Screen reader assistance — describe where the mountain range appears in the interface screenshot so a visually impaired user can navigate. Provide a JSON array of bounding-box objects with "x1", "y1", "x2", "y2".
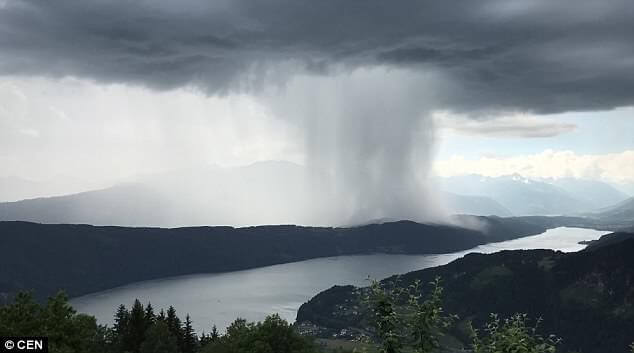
[
  {"x1": 588, "y1": 197, "x2": 634, "y2": 223},
  {"x1": 0, "y1": 175, "x2": 105, "y2": 202},
  {"x1": 1, "y1": 162, "x2": 630, "y2": 226},
  {"x1": 438, "y1": 174, "x2": 630, "y2": 216}
]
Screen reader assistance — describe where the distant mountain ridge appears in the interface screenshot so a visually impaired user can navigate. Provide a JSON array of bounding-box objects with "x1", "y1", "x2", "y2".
[
  {"x1": 439, "y1": 174, "x2": 629, "y2": 216},
  {"x1": 547, "y1": 177, "x2": 630, "y2": 208},
  {"x1": 443, "y1": 191, "x2": 513, "y2": 217},
  {"x1": 0, "y1": 183, "x2": 171, "y2": 226},
  {"x1": 588, "y1": 197, "x2": 634, "y2": 223},
  {"x1": 0, "y1": 175, "x2": 105, "y2": 202},
  {"x1": 0, "y1": 182, "x2": 516, "y2": 226},
  {"x1": 0, "y1": 162, "x2": 316, "y2": 227},
  {"x1": 0, "y1": 217, "x2": 548, "y2": 302},
  {"x1": 1, "y1": 164, "x2": 629, "y2": 224}
]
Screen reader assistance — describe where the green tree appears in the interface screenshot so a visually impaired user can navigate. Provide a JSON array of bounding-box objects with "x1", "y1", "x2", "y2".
[
  {"x1": 157, "y1": 309, "x2": 166, "y2": 323},
  {"x1": 43, "y1": 292, "x2": 82, "y2": 352},
  {"x1": 144, "y1": 302, "x2": 155, "y2": 329},
  {"x1": 0, "y1": 291, "x2": 106, "y2": 353},
  {"x1": 200, "y1": 315, "x2": 316, "y2": 353},
  {"x1": 113, "y1": 304, "x2": 131, "y2": 352},
  {"x1": 253, "y1": 314, "x2": 315, "y2": 353},
  {"x1": 365, "y1": 277, "x2": 455, "y2": 353},
  {"x1": 0, "y1": 291, "x2": 42, "y2": 335},
  {"x1": 166, "y1": 306, "x2": 184, "y2": 352},
  {"x1": 128, "y1": 299, "x2": 147, "y2": 353},
  {"x1": 113, "y1": 304, "x2": 130, "y2": 336},
  {"x1": 407, "y1": 278, "x2": 456, "y2": 353},
  {"x1": 365, "y1": 279, "x2": 402, "y2": 353},
  {"x1": 210, "y1": 325, "x2": 219, "y2": 341},
  {"x1": 182, "y1": 314, "x2": 197, "y2": 353},
  {"x1": 222, "y1": 318, "x2": 251, "y2": 352},
  {"x1": 71, "y1": 314, "x2": 108, "y2": 353},
  {"x1": 200, "y1": 324, "x2": 219, "y2": 348},
  {"x1": 166, "y1": 306, "x2": 182, "y2": 338},
  {"x1": 470, "y1": 313, "x2": 560, "y2": 353},
  {"x1": 140, "y1": 321, "x2": 179, "y2": 353}
]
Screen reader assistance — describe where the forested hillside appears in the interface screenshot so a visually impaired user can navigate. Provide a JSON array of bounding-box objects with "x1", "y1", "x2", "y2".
[
  {"x1": 296, "y1": 234, "x2": 634, "y2": 353},
  {"x1": 0, "y1": 217, "x2": 546, "y2": 301}
]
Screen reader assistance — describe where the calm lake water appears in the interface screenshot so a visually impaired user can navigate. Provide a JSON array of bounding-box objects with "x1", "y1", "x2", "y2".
[{"x1": 71, "y1": 227, "x2": 608, "y2": 333}]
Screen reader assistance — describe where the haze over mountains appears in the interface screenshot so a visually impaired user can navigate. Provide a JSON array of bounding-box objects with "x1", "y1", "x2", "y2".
[
  {"x1": 0, "y1": 175, "x2": 106, "y2": 203},
  {"x1": 1, "y1": 162, "x2": 318, "y2": 227},
  {"x1": 0, "y1": 161, "x2": 630, "y2": 227},
  {"x1": 438, "y1": 174, "x2": 630, "y2": 216},
  {"x1": 589, "y1": 197, "x2": 634, "y2": 223}
]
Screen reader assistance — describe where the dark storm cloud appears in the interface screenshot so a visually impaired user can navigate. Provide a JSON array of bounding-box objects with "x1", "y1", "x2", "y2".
[{"x1": 1, "y1": 0, "x2": 634, "y2": 112}]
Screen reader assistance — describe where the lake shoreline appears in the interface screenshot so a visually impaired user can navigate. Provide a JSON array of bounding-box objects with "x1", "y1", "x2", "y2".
[{"x1": 71, "y1": 227, "x2": 609, "y2": 332}]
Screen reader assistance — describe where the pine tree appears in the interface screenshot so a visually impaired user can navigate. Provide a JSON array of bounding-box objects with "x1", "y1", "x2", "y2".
[
  {"x1": 182, "y1": 314, "x2": 197, "y2": 353},
  {"x1": 144, "y1": 302, "x2": 155, "y2": 331},
  {"x1": 166, "y1": 306, "x2": 183, "y2": 351},
  {"x1": 165, "y1": 306, "x2": 180, "y2": 336},
  {"x1": 199, "y1": 332, "x2": 209, "y2": 348},
  {"x1": 113, "y1": 304, "x2": 131, "y2": 351},
  {"x1": 113, "y1": 305, "x2": 129, "y2": 336},
  {"x1": 210, "y1": 324, "x2": 219, "y2": 341},
  {"x1": 157, "y1": 309, "x2": 166, "y2": 323},
  {"x1": 128, "y1": 299, "x2": 146, "y2": 353},
  {"x1": 199, "y1": 325, "x2": 218, "y2": 348}
]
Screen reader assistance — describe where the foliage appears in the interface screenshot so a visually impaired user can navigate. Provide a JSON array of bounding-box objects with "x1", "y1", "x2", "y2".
[
  {"x1": 364, "y1": 276, "x2": 456, "y2": 353},
  {"x1": 365, "y1": 279, "x2": 402, "y2": 353},
  {"x1": 140, "y1": 321, "x2": 179, "y2": 353},
  {"x1": 299, "y1": 239, "x2": 634, "y2": 353},
  {"x1": 365, "y1": 277, "x2": 560, "y2": 353},
  {"x1": 199, "y1": 324, "x2": 219, "y2": 346},
  {"x1": 0, "y1": 291, "x2": 318, "y2": 353},
  {"x1": 470, "y1": 313, "x2": 560, "y2": 353},
  {"x1": 406, "y1": 277, "x2": 456, "y2": 352},
  {"x1": 0, "y1": 291, "x2": 103, "y2": 353},
  {"x1": 183, "y1": 314, "x2": 197, "y2": 353},
  {"x1": 2, "y1": 282, "x2": 606, "y2": 353},
  {"x1": 199, "y1": 314, "x2": 317, "y2": 353}
]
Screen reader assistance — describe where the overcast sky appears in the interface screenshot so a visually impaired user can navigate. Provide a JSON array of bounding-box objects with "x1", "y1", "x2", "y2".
[{"x1": 1, "y1": 0, "x2": 633, "y2": 221}]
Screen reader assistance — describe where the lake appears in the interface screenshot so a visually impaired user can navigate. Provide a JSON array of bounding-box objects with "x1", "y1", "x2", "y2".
[{"x1": 71, "y1": 227, "x2": 608, "y2": 333}]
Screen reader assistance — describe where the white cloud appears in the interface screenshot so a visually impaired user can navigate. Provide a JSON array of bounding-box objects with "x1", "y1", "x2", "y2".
[
  {"x1": 435, "y1": 111, "x2": 576, "y2": 138},
  {"x1": 434, "y1": 149, "x2": 634, "y2": 183}
]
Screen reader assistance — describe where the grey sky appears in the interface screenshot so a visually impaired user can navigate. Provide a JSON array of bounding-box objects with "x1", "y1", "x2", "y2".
[{"x1": 1, "y1": 0, "x2": 634, "y2": 113}]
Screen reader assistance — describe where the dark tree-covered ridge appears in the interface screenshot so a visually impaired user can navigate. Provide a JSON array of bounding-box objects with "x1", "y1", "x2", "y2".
[
  {"x1": 296, "y1": 234, "x2": 634, "y2": 353},
  {"x1": 0, "y1": 217, "x2": 547, "y2": 301}
]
